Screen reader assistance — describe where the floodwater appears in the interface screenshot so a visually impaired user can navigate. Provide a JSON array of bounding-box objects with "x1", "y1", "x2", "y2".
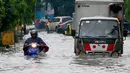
[{"x1": 0, "y1": 31, "x2": 130, "y2": 73}]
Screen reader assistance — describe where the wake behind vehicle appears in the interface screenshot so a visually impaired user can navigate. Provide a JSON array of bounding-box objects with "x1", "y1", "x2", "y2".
[{"x1": 71, "y1": 0, "x2": 128, "y2": 57}]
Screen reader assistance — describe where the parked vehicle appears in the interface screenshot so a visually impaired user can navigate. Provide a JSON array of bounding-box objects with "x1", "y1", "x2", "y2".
[
  {"x1": 56, "y1": 20, "x2": 73, "y2": 33},
  {"x1": 26, "y1": 25, "x2": 36, "y2": 34},
  {"x1": 47, "y1": 16, "x2": 72, "y2": 32},
  {"x1": 71, "y1": 0, "x2": 128, "y2": 57}
]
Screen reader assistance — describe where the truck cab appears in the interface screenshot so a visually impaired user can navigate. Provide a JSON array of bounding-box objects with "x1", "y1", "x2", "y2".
[
  {"x1": 72, "y1": 0, "x2": 128, "y2": 57},
  {"x1": 73, "y1": 16, "x2": 122, "y2": 56}
]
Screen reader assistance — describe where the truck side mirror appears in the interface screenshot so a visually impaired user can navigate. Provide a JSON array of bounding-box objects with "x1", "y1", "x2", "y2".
[{"x1": 123, "y1": 29, "x2": 128, "y2": 37}]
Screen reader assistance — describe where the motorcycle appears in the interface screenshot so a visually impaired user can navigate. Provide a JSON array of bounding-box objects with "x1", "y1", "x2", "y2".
[{"x1": 27, "y1": 42, "x2": 40, "y2": 57}]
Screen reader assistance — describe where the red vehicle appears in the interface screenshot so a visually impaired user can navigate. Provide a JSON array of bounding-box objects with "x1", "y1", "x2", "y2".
[
  {"x1": 56, "y1": 20, "x2": 73, "y2": 33},
  {"x1": 46, "y1": 16, "x2": 72, "y2": 33}
]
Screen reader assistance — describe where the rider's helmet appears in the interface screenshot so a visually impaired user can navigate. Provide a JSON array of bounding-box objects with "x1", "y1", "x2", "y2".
[{"x1": 30, "y1": 29, "x2": 38, "y2": 38}]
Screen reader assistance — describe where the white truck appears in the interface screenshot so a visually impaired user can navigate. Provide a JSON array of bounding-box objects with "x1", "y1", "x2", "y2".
[{"x1": 71, "y1": 0, "x2": 128, "y2": 57}]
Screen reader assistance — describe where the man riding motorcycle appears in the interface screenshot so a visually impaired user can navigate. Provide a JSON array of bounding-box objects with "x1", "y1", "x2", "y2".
[{"x1": 23, "y1": 29, "x2": 49, "y2": 55}]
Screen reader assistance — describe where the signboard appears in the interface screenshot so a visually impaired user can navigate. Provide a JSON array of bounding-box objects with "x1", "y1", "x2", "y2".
[{"x1": 1, "y1": 31, "x2": 14, "y2": 45}]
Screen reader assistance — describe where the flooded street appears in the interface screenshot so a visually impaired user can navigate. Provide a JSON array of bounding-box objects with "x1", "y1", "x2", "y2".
[{"x1": 0, "y1": 31, "x2": 130, "y2": 73}]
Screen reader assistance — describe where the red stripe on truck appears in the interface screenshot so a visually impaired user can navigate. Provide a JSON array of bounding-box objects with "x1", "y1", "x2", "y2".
[
  {"x1": 107, "y1": 44, "x2": 115, "y2": 51},
  {"x1": 83, "y1": 44, "x2": 91, "y2": 51}
]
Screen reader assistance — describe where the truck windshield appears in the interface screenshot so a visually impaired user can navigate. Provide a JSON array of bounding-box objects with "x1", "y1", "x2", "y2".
[{"x1": 79, "y1": 19, "x2": 118, "y2": 38}]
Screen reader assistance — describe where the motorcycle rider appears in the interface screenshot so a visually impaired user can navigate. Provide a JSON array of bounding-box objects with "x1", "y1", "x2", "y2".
[{"x1": 23, "y1": 29, "x2": 49, "y2": 55}]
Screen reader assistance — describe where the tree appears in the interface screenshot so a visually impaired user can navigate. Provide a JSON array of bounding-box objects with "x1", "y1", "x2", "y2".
[
  {"x1": 124, "y1": 0, "x2": 130, "y2": 21},
  {"x1": 1, "y1": 0, "x2": 20, "y2": 31},
  {"x1": 0, "y1": 0, "x2": 36, "y2": 32},
  {"x1": 24, "y1": 0, "x2": 36, "y2": 24},
  {"x1": 0, "y1": 0, "x2": 5, "y2": 29}
]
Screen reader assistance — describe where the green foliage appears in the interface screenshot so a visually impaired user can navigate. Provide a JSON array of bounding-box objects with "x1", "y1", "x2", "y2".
[
  {"x1": 124, "y1": 0, "x2": 130, "y2": 21},
  {"x1": 0, "y1": 0, "x2": 36, "y2": 32},
  {"x1": 24, "y1": 0, "x2": 36, "y2": 25},
  {"x1": 1, "y1": 0, "x2": 20, "y2": 31},
  {"x1": 0, "y1": 0, "x2": 5, "y2": 29}
]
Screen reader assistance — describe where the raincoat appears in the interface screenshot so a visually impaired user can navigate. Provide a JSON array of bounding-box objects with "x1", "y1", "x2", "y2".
[{"x1": 23, "y1": 37, "x2": 49, "y2": 55}]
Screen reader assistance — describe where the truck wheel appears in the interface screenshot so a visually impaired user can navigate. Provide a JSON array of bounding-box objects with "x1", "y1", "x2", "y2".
[{"x1": 111, "y1": 52, "x2": 119, "y2": 57}]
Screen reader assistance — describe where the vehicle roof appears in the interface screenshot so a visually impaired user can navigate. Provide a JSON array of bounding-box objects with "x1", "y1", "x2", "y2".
[
  {"x1": 58, "y1": 20, "x2": 73, "y2": 26},
  {"x1": 80, "y1": 16, "x2": 119, "y2": 21},
  {"x1": 76, "y1": 0, "x2": 123, "y2": 3},
  {"x1": 55, "y1": 16, "x2": 72, "y2": 18},
  {"x1": 63, "y1": 20, "x2": 73, "y2": 24}
]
